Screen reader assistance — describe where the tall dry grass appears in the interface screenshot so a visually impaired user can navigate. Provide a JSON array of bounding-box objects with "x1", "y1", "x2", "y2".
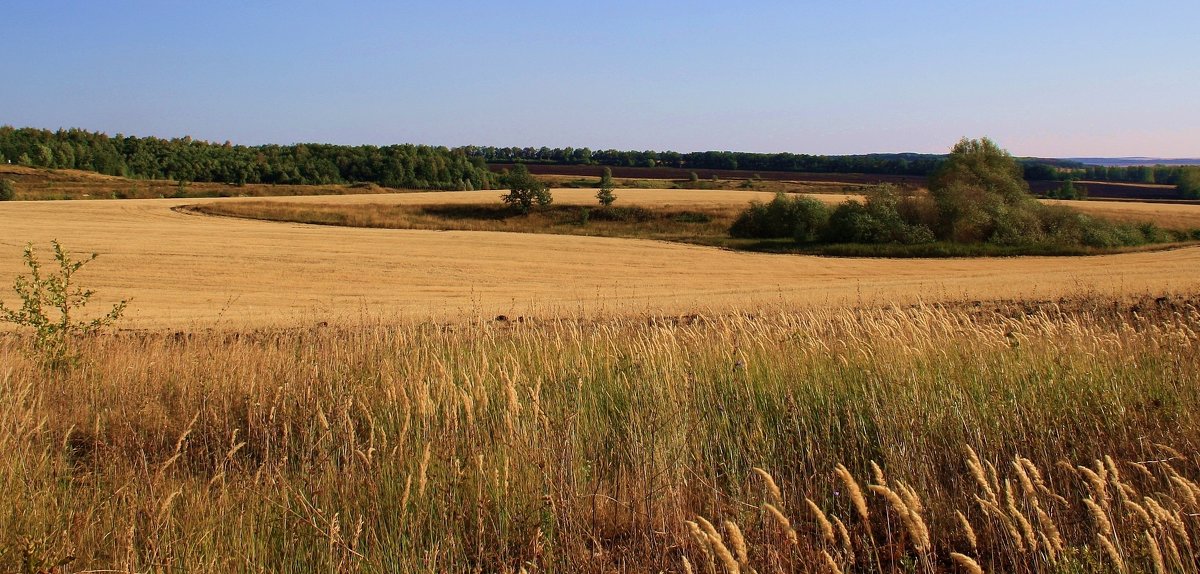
[{"x1": 1, "y1": 295, "x2": 1198, "y2": 572}]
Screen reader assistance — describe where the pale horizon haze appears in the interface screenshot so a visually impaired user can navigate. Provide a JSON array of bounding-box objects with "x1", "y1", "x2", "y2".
[{"x1": 4, "y1": 1, "x2": 1198, "y2": 158}]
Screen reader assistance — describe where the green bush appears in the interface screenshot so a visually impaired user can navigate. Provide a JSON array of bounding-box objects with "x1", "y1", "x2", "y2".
[
  {"x1": 0, "y1": 240, "x2": 128, "y2": 369},
  {"x1": 0, "y1": 179, "x2": 13, "y2": 201},
  {"x1": 729, "y1": 193, "x2": 829, "y2": 242},
  {"x1": 823, "y1": 187, "x2": 934, "y2": 245}
]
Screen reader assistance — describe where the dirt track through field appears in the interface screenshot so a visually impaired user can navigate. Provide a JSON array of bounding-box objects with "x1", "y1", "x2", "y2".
[{"x1": 1, "y1": 189, "x2": 1199, "y2": 329}]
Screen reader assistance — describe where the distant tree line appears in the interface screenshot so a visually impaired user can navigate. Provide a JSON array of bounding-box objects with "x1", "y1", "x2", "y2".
[
  {"x1": 0, "y1": 126, "x2": 495, "y2": 190},
  {"x1": 1073, "y1": 164, "x2": 1198, "y2": 187},
  {"x1": 3, "y1": 126, "x2": 1196, "y2": 195}
]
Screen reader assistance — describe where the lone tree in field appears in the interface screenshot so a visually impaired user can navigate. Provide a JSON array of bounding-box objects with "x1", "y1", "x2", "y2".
[
  {"x1": 501, "y1": 164, "x2": 552, "y2": 214},
  {"x1": 596, "y1": 167, "x2": 616, "y2": 207},
  {"x1": 929, "y1": 137, "x2": 1039, "y2": 243}
]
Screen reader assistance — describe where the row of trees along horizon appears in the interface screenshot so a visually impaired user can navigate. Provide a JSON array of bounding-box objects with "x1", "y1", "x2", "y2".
[{"x1": 1, "y1": 126, "x2": 1197, "y2": 194}]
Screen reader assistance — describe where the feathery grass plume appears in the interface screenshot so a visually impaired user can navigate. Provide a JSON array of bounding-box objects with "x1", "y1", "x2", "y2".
[
  {"x1": 896, "y1": 480, "x2": 924, "y2": 517},
  {"x1": 1169, "y1": 475, "x2": 1199, "y2": 508},
  {"x1": 1146, "y1": 531, "x2": 1166, "y2": 574},
  {"x1": 820, "y1": 549, "x2": 842, "y2": 574},
  {"x1": 1097, "y1": 534, "x2": 1126, "y2": 573},
  {"x1": 1152, "y1": 442, "x2": 1186, "y2": 461},
  {"x1": 696, "y1": 516, "x2": 721, "y2": 542},
  {"x1": 1034, "y1": 506, "x2": 1064, "y2": 553},
  {"x1": 722, "y1": 520, "x2": 748, "y2": 565},
  {"x1": 976, "y1": 495, "x2": 1024, "y2": 552},
  {"x1": 705, "y1": 531, "x2": 739, "y2": 574},
  {"x1": 869, "y1": 460, "x2": 886, "y2": 487},
  {"x1": 868, "y1": 484, "x2": 929, "y2": 552},
  {"x1": 1038, "y1": 531, "x2": 1058, "y2": 564},
  {"x1": 1083, "y1": 497, "x2": 1114, "y2": 537},
  {"x1": 1017, "y1": 456, "x2": 1047, "y2": 488},
  {"x1": 831, "y1": 515, "x2": 853, "y2": 561},
  {"x1": 1143, "y1": 498, "x2": 1189, "y2": 548},
  {"x1": 681, "y1": 555, "x2": 695, "y2": 574},
  {"x1": 834, "y1": 463, "x2": 869, "y2": 526},
  {"x1": 1004, "y1": 480, "x2": 1037, "y2": 551},
  {"x1": 752, "y1": 467, "x2": 783, "y2": 506},
  {"x1": 1129, "y1": 461, "x2": 1155, "y2": 483},
  {"x1": 685, "y1": 520, "x2": 717, "y2": 574},
  {"x1": 763, "y1": 503, "x2": 798, "y2": 546},
  {"x1": 1122, "y1": 497, "x2": 1152, "y2": 527},
  {"x1": 806, "y1": 497, "x2": 836, "y2": 546},
  {"x1": 955, "y1": 510, "x2": 978, "y2": 551},
  {"x1": 1078, "y1": 465, "x2": 1109, "y2": 507},
  {"x1": 985, "y1": 461, "x2": 1002, "y2": 504},
  {"x1": 417, "y1": 443, "x2": 432, "y2": 497},
  {"x1": 1163, "y1": 536, "x2": 1184, "y2": 572},
  {"x1": 1013, "y1": 459, "x2": 1036, "y2": 498},
  {"x1": 950, "y1": 552, "x2": 985, "y2": 574},
  {"x1": 965, "y1": 446, "x2": 998, "y2": 504}
]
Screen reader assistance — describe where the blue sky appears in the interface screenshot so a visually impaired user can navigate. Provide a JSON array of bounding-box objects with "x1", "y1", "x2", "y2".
[{"x1": 5, "y1": 1, "x2": 1197, "y2": 157}]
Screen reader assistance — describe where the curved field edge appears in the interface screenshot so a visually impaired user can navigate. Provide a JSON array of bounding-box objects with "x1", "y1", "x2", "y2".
[
  {"x1": 181, "y1": 193, "x2": 1200, "y2": 258},
  {"x1": 2, "y1": 298, "x2": 1199, "y2": 572}
]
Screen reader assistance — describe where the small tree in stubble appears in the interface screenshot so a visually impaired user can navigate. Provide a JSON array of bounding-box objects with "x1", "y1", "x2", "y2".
[
  {"x1": 0, "y1": 240, "x2": 128, "y2": 369},
  {"x1": 501, "y1": 164, "x2": 552, "y2": 214},
  {"x1": 596, "y1": 167, "x2": 616, "y2": 207}
]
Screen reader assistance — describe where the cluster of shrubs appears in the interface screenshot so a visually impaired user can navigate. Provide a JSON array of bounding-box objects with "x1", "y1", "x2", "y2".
[
  {"x1": 730, "y1": 138, "x2": 1187, "y2": 251},
  {"x1": 731, "y1": 187, "x2": 1177, "y2": 249}
]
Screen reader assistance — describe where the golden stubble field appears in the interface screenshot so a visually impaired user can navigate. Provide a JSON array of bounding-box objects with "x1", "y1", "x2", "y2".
[{"x1": 2, "y1": 188, "x2": 1200, "y2": 329}]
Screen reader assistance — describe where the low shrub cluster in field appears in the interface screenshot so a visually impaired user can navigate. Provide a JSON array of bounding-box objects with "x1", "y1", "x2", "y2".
[
  {"x1": 731, "y1": 188, "x2": 1187, "y2": 250},
  {"x1": 1, "y1": 295, "x2": 1198, "y2": 572},
  {"x1": 730, "y1": 139, "x2": 1197, "y2": 253}
]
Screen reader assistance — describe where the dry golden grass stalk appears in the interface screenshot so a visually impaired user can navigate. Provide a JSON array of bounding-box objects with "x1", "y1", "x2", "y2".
[
  {"x1": 868, "y1": 484, "x2": 929, "y2": 552},
  {"x1": 1013, "y1": 460, "x2": 1036, "y2": 498},
  {"x1": 722, "y1": 520, "x2": 748, "y2": 565},
  {"x1": 1078, "y1": 465, "x2": 1108, "y2": 506},
  {"x1": 1169, "y1": 475, "x2": 1199, "y2": 508},
  {"x1": 1146, "y1": 530, "x2": 1166, "y2": 574},
  {"x1": 805, "y1": 498, "x2": 836, "y2": 546},
  {"x1": 752, "y1": 467, "x2": 783, "y2": 506},
  {"x1": 949, "y1": 552, "x2": 985, "y2": 574},
  {"x1": 869, "y1": 461, "x2": 886, "y2": 487},
  {"x1": 763, "y1": 503, "x2": 798, "y2": 546},
  {"x1": 1084, "y1": 497, "x2": 1114, "y2": 537},
  {"x1": 417, "y1": 443, "x2": 432, "y2": 497},
  {"x1": 1097, "y1": 534, "x2": 1125, "y2": 574},
  {"x1": 831, "y1": 515, "x2": 853, "y2": 561},
  {"x1": 705, "y1": 531, "x2": 739, "y2": 574},
  {"x1": 1004, "y1": 480, "x2": 1037, "y2": 551},
  {"x1": 685, "y1": 521, "x2": 717, "y2": 574},
  {"x1": 965, "y1": 446, "x2": 998, "y2": 505},
  {"x1": 976, "y1": 495, "x2": 1025, "y2": 552},
  {"x1": 820, "y1": 549, "x2": 842, "y2": 574},
  {"x1": 1034, "y1": 506, "x2": 1064, "y2": 553},
  {"x1": 955, "y1": 510, "x2": 978, "y2": 551},
  {"x1": 1122, "y1": 497, "x2": 1152, "y2": 527},
  {"x1": 681, "y1": 555, "x2": 694, "y2": 574},
  {"x1": 834, "y1": 463, "x2": 869, "y2": 526},
  {"x1": 696, "y1": 516, "x2": 721, "y2": 542}
]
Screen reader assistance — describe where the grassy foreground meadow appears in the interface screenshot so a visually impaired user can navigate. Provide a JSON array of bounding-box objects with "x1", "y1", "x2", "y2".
[{"x1": 3, "y1": 295, "x2": 1199, "y2": 573}]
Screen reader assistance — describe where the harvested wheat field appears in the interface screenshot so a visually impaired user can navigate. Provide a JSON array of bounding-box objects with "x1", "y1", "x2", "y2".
[{"x1": 2, "y1": 189, "x2": 1200, "y2": 328}]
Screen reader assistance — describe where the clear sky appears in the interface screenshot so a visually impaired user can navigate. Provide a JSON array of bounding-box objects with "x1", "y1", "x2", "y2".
[{"x1": 4, "y1": 1, "x2": 1197, "y2": 157}]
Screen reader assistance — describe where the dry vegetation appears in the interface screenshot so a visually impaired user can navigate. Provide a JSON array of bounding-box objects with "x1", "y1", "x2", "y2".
[
  {"x1": 3, "y1": 190, "x2": 1200, "y2": 329},
  {"x1": 2, "y1": 295, "x2": 1199, "y2": 572}
]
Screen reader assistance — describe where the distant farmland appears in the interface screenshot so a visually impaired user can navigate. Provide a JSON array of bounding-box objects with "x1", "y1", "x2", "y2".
[{"x1": 493, "y1": 163, "x2": 1188, "y2": 200}]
